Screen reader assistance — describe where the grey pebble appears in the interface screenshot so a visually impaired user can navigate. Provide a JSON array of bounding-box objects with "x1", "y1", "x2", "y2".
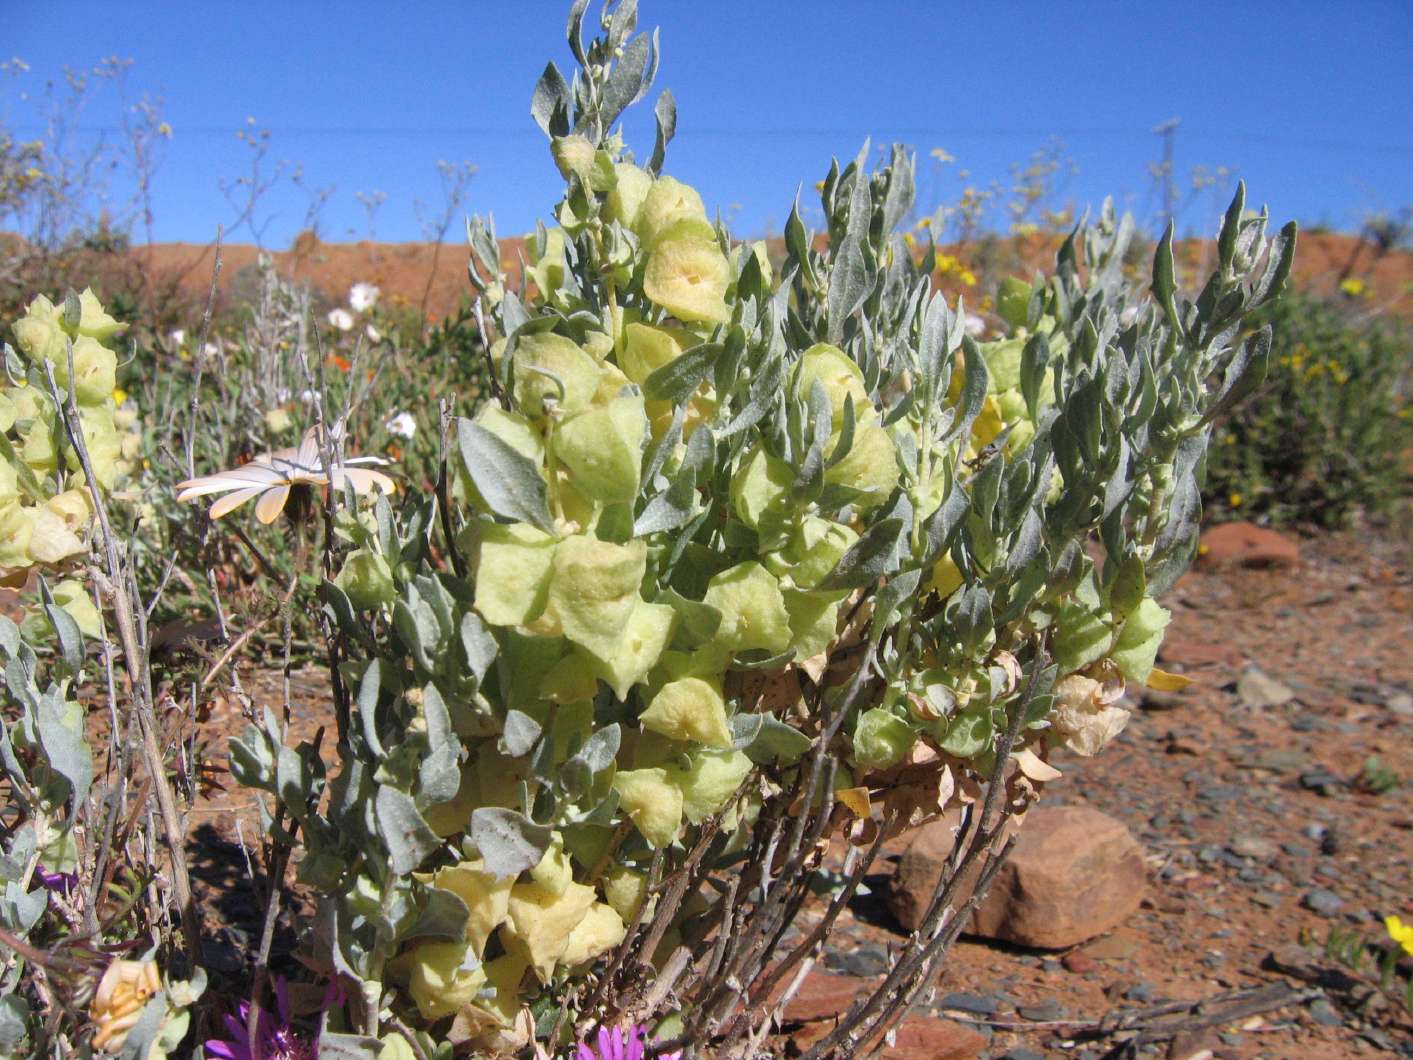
[
  {"x1": 1308, "y1": 997, "x2": 1344, "y2": 1027},
  {"x1": 937, "y1": 991, "x2": 1000, "y2": 1016},
  {"x1": 1304, "y1": 888, "x2": 1344, "y2": 916}
]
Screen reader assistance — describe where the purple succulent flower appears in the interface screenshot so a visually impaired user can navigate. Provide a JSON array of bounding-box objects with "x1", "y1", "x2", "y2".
[
  {"x1": 205, "y1": 978, "x2": 319, "y2": 1060},
  {"x1": 574, "y1": 1023, "x2": 681, "y2": 1060},
  {"x1": 35, "y1": 867, "x2": 78, "y2": 895}
]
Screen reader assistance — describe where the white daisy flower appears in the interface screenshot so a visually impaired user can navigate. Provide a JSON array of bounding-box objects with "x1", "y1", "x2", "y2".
[
  {"x1": 175, "y1": 426, "x2": 395, "y2": 524},
  {"x1": 385, "y1": 411, "x2": 416, "y2": 439},
  {"x1": 327, "y1": 308, "x2": 355, "y2": 331},
  {"x1": 349, "y1": 282, "x2": 380, "y2": 313},
  {"x1": 365, "y1": 324, "x2": 382, "y2": 343},
  {"x1": 168, "y1": 329, "x2": 186, "y2": 346}
]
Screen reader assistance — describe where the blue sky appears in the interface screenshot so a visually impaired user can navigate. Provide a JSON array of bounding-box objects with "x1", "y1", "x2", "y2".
[{"x1": 7, "y1": 1, "x2": 1411, "y2": 246}]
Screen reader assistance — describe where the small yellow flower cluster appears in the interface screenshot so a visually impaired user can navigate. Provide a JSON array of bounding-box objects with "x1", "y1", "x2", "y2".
[
  {"x1": 934, "y1": 252, "x2": 977, "y2": 287},
  {"x1": 1278, "y1": 345, "x2": 1349, "y2": 386},
  {"x1": 1339, "y1": 276, "x2": 1368, "y2": 298},
  {"x1": 1387, "y1": 915, "x2": 1413, "y2": 957}
]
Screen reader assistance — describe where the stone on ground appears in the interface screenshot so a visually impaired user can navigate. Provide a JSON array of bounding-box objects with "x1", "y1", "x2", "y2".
[
  {"x1": 887, "y1": 805, "x2": 1146, "y2": 949},
  {"x1": 1197, "y1": 521, "x2": 1300, "y2": 569}
]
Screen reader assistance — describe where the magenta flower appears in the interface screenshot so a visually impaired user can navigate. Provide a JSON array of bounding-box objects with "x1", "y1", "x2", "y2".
[
  {"x1": 205, "y1": 978, "x2": 317, "y2": 1060},
  {"x1": 574, "y1": 1024, "x2": 681, "y2": 1060},
  {"x1": 35, "y1": 867, "x2": 78, "y2": 895}
]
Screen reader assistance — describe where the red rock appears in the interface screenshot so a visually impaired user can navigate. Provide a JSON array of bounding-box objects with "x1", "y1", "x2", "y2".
[
  {"x1": 879, "y1": 1016, "x2": 987, "y2": 1059},
  {"x1": 1197, "y1": 522, "x2": 1300, "y2": 569},
  {"x1": 887, "y1": 805, "x2": 1147, "y2": 949},
  {"x1": 781, "y1": 969, "x2": 865, "y2": 1023},
  {"x1": 787, "y1": 1014, "x2": 985, "y2": 1059},
  {"x1": 1158, "y1": 633, "x2": 1243, "y2": 670},
  {"x1": 1062, "y1": 950, "x2": 1098, "y2": 974}
]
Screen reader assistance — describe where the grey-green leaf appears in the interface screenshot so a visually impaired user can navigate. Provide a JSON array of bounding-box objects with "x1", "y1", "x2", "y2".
[{"x1": 457, "y1": 419, "x2": 554, "y2": 531}]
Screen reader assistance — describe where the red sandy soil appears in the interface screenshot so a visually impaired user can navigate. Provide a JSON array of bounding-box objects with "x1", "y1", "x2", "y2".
[
  {"x1": 174, "y1": 521, "x2": 1413, "y2": 1059},
  {"x1": 84, "y1": 229, "x2": 1413, "y2": 323}
]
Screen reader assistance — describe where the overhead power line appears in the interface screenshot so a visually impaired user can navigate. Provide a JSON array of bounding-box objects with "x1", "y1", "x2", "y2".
[{"x1": 10, "y1": 123, "x2": 1413, "y2": 156}]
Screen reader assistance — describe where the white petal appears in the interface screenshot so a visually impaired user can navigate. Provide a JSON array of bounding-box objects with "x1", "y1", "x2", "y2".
[
  {"x1": 254, "y1": 483, "x2": 292, "y2": 524},
  {"x1": 334, "y1": 467, "x2": 396, "y2": 495},
  {"x1": 207, "y1": 485, "x2": 268, "y2": 519}
]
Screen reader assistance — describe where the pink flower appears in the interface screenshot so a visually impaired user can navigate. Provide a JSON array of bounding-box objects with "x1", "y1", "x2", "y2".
[
  {"x1": 205, "y1": 978, "x2": 335, "y2": 1060},
  {"x1": 574, "y1": 1024, "x2": 681, "y2": 1060}
]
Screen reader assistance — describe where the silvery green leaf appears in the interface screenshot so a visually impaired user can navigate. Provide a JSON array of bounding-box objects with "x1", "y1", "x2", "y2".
[
  {"x1": 970, "y1": 456, "x2": 1003, "y2": 527},
  {"x1": 36, "y1": 705, "x2": 91, "y2": 809},
  {"x1": 568, "y1": 723, "x2": 620, "y2": 776},
  {"x1": 565, "y1": 0, "x2": 590, "y2": 62},
  {"x1": 500, "y1": 710, "x2": 542, "y2": 758},
  {"x1": 229, "y1": 726, "x2": 276, "y2": 791},
  {"x1": 600, "y1": 32, "x2": 652, "y2": 129},
  {"x1": 738, "y1": 715, "x2": 811, "y2": 765},
  {"x1": 3, "y1": 881, "x2": 45, "y2": 932},
  {"x1": 457, "y1": 419, "x2": 553, "y2": 531},
  {"x1": 1004, "y1": 508, "x2": 1045, "y2": 578},
  {"x1": 459, "y1": 612, "x2": 497, "y2": 684},
  {"x1": 1153, "y1": 432, "x2": 1207, "y2": 556},
  {"x1": 0, "y1": 994, "x2": 28, "y2": 1052},
  {"x1": 1254, "y1": 221, "x2": 1297, "y2": 306},
  {"x1": 1108, "y1": 553, "x2": 1146, "y2": 617},
  {"x1": 818, "y1": 517, "x2": 904, "y2": 591},
  {"x1": 634, "y1": 468, "x2": 698, "y2": 536},
  {"x1": 62, "y1": 291, "x2": 81, "y2": 330},
  {"x1": 44, "y1": 601, "x2": 83, "y2": 675},
  {"x1": 826, "y1": 393, "x2": 856, "y2": 470},
  {"x1": 355, "y1": 660, "x2": 385, "y2": 759},
  {"x1": 573, "y1": 790, "x2": 620, "y2": 826},
  {"x1": 1102, "y1": 435, "x2": 1134, "y2": 519},
  {"x1": 952, "y1": 585, "x2": 993, "y2": 656},
  {"x1": 318, "y1": 579, "x2": 368, "y2": 644},
  {"x1": 470, "y1": 807, "x2": 552, "y2": 880},
  {"x1": 1020, "y1": 332, "x2": 1050, "y2": 421},
  {"x1": 943, "y1": 335, "x2": 989, "y2": 444},
  {"x1": 376, "y1": 786, "x2": 441, "y2": 875},
  {"x1": 871, "y1": 567, "x2": 921, "y2": 640},
  {"x1": 0, "y1": 616, "x2": 17, "y2": 658},
  {"x1": 530, "y1": 62, "x2": 571, "y2": 138},
  {"x1": 408, "y1": 885, "x2": 470, "y2": 942},
  {"x1": 641, "y1": 400, "x2": 685, "y2": 485},
  {"x1": 880, "y1": 144, "x2": 915, "y2": 237},
  {"x1": 826, "y1": 162, "x2": 876, "y2": 343},
  {"x1": 784, "y1": 196, "x2": 814, "y2": 289},
  {"x1": 1203, "y1": 325, "x2": 1271, "y2": 424},
  {"x1": 657, "y1": 588, "x2": 721, "y2": 646},
  {"x1": 1152, "y1": 223, "x2": 1180, "y2": 327},
  {"x1": 730, "y1": 648, "x2": 795, "y2": 670},
  {"x1": 318, "y1": 1034, "x2": 387, "y2": 1059},
  {"x1": 649, "y1": 88, "x2": 676, "y2": 175},
  {"x1": 922, "y1": 478, "x2": 969, "y2": 564},
  {"x1": 116, "y1": 995, "x2": 168, "y2": 1060},
  {"x1": 643, "y1": 341, "x2": 720, "y2": 403},
  {"x1": 917, "y1": 293, "x2": 952, "y2": 392}
]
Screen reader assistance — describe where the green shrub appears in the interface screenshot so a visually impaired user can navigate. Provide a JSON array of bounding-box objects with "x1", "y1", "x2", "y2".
[
  {"x1": 1204, "y1": 294, "x2": 1411, "y2": 527},
  {"x1": 213, "y1": 6, "x2": 1294, "y2": 1056}
]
